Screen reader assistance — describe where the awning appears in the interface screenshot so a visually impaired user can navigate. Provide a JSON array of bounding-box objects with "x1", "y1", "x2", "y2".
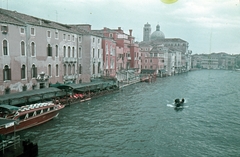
[
  {"x1": 56, "y1": 81, "x2": 115, "y2": 92},
  {"x1": 0, "y1": 87, "x2": 62, "y2": 105}
]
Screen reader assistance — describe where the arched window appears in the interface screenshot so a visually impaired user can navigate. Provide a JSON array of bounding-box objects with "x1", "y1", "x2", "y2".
[
  {"x1": 55, "y1": 45, "x2": 58, "y2": 57},
  {"x1": 63, "y1": 46, "x2": 66, "y2": 57},
  {"x1": 68, "y1": 46, "x2": 71, "y2": 57},
  {"x1": 72, "y1": 47, "x2": 75, "y2": 58},
  {"x1": 56, "y1": 64, "x2": 59, "y2": 76},
  {"x1": 3, "y1": 40, "x2": 8, "y2": 55},
  {"x1": 48, "y1": 64, "x2": 51, "y2": 76},
  {"x1": 21, "y1": 64, "x2": 26, "y2": 79},
  {"x1": 79, "y1": 47, "x2": 82, "y2": 58},
  {"x1": 72, "y1": 64, "x2": 75, "y2": 74},
  {"x1": 47, "y1": 44, "x2": 52, "y2": 56},
  {"x1": 92, "y1": 48, "x2": 95, "y2": 57},
  {"x1": 21, "y1": 41, "x2": 25, "y2": 55},
  {"x1": 31, "y1": 42, "x2": 35, "y2": 56},
  {"x1": 92, "y1": 63, "x2": 95, "y2": 74},
  {"x1": 64, "y1": 64, "x2": 67, "y2": 75},
  {"x1": 79, "y1": 64, "x2": 82, "y2": 74},
  {"x1": 68, "y1": 64, "x2": 71, "y2": 75},
  {"x1": 3, "y1": 65, "x2": 11, "y2": 80},
  {"x1": 31, "y1": 64, "x2": 37, "y2": 78}
]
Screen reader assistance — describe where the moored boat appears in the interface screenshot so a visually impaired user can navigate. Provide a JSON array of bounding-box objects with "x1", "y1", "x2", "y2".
[{"x1": 0, "y1": 102, "x2": 64, "y2": 135}]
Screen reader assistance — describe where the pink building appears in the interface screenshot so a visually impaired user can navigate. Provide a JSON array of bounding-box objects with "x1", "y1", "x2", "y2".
[
  {"x1": 93, "y1": 27, "x2": 141, "y2": 81},
  {"x1": 0, "y1": 8, "x2": 104, "y2": 95}
]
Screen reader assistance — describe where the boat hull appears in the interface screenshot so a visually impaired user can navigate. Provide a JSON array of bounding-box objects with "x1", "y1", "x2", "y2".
[{"x1": 0, "y1": 107, "x2": 62, "y2": 135}]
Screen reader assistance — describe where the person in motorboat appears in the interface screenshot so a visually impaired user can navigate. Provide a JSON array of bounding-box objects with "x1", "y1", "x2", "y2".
[{"x1": 175, "y1": 98, "x2": 184, "y2": 108}]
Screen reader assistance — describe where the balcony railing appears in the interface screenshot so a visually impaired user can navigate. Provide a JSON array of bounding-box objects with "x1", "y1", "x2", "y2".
[
  {"x1": 63, "y1": 74, "x2": 77, "y2": 80},
  {"x1": 63, "y1": 57, "x2": 77, "y2": 63}
]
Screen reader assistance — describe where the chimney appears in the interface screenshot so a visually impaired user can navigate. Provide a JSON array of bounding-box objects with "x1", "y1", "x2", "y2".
[
  {"x1": 129, "y1": 29, "x2": 132, "y2": 36},
  {"x1": 118, "y1": 27, "x2": 121, "y2": 30}
]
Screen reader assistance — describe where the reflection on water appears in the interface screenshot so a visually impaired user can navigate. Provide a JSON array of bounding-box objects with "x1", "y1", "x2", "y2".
[{"x1": 19, "y1": 70, "x2": 240, "y2": 157}]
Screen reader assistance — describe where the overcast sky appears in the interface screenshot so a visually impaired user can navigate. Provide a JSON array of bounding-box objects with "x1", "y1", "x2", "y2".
[{"x1": 1, "y1": 0, "x2": 240, "y2": 54}]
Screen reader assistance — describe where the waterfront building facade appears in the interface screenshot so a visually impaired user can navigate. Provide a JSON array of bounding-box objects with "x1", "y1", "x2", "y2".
[
  {"x1": 191, "y1": 53, "x2": 236, "y2": 70},
  {"x1": 93, "y1": 27, "x2": 141, "y2": 82},
  {"x1": 0, "y1": 8, "x2": 102, "y2": 94},
  {"x1": 140, "y1": 23, "x2": 192, "y2": 76}
]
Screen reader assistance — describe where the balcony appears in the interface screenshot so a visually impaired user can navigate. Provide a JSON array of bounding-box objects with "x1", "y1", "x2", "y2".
[
  {"x1": 63, "y1": 74, "x2": 77, "y2": 80},
  {"x1": 63, "y1": 57, "x2": 77, "y2": 63}
]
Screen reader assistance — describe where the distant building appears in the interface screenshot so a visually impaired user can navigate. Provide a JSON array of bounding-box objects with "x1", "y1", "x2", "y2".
[
  {"x1": 191, "y1": 52, "x2": 236, "y2": 70},
  {"x1": 140, "y1": 23, "x2": 192, "y2": 76},
  {"x1": 92, "y1": 27, "x2": 141, "y2": 82}
]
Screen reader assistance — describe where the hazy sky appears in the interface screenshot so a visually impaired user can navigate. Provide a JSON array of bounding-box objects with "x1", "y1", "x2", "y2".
[{"x1": 1, "y1": 0, "x2": 240, "y2": 54}]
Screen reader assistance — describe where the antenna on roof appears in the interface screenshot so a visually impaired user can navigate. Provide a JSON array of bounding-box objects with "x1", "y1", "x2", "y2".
[{"x1": 56, "y1": 10, "x2": 58, "y2": 22}]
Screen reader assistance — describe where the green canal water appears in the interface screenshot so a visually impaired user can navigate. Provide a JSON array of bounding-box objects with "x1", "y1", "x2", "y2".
[{"x1": 19, "y1": 70, "x2": 240, "y2": 157}]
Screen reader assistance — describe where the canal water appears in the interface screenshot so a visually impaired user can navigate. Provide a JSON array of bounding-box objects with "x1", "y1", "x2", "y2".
[{"x1": 19, "y1": 70, "x2": 240, "y2": 157}]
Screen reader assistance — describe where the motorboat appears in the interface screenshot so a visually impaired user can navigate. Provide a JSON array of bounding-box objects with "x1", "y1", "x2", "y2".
[{"x1": 0, "y1": 102, "x2": 64, "y2": 135}]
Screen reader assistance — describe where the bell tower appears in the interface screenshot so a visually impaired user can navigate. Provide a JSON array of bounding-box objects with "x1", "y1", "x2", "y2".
[{"x1": 143, "y1": 23, "x2": 151, "y2": 42}]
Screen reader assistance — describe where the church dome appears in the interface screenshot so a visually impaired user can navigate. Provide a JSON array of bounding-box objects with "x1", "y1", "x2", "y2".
[{"x1": 150, "y1": 24, "x2": 165, "y2": 40}]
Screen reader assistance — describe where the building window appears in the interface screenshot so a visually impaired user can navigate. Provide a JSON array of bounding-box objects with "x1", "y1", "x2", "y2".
[
  {"x1": 63, "y1": 34, "x2": 66, "y2": 40},
  {"x1": 72, "y1": 47, "x2": 75, "y2": 58},
  {"x1": 63, "y1": 46, "x2": 66, "y2": 57},
  {"x1": 3, "y1": 65, "x2": 11, "y2": 81},
  {"x1": 109, "y1": 34, "x2": 113, "y2": 38},
  {"x1": 79, "y1": 36, "x2": 82, "y2": 42},
  {"x1": 22, "y1": 84, "x2": 27, "y2": 91},
  {"x1": 98, "y1": 38, "x2": 100, "y2": 43},
  {"x1": 98, "y1": 49, "x2": 100, "y2": 58},
  {"x1": 79, "y1": 47, "x2": 82, "y2": 58},
  {"x1": 64, "y1": 64, "x2": 67, "y2": 75},
  {"x1": 31, "y1": 27, "x2": 35, "y2": 35},
  {"x1": 92, "y1": 48, "x2": 95, "y2": 58},
  {"x1": 150, "y1": 59, "x2": 152, "y2": 63},
  {"x1": 5, "y1": 87, "x2": 10, "y2": 94},
  {"x1": 55, "y1": 45, "x2": 58, "y2": 57},
  {"x1": 21, "y1": 41, "x2": 25, "y2": 56},
  {"x1": 47, "y1": 31, "x2": 51, "y2": 38},
  {"x1": 56, "y1": 64, "x2": 59, "y2": 76},
  {"x1": 68, "y1": 46, "x2": 71, "y2": 57},
  {"x1": 31, "y1": 42, "x2": 35, "y2": 56},
  {"x1": 98, "y1": 62, "x2": 100, "y2": 73},
  {"x1": 68, "y1": 35, "x2": 70, "y2": 41},
  {"x1": 32, "y1": 84, "x2": 36, "y2": 90},
  {"x1": 20, "y1": 28, "x2": 25, "y2": 34},
  {"x1": 72, "y1": 35, "x2": 75, "y2": 41},
  {"x1": 21, "y1": 64, "x2": 26, "y2": 79},
  {"x1": 1, "y1": 25, "x2": 8, "y2": 34},
  {"x1": 145, "y1": 60, "x2": 147, "y2": 63},
  {"x1": 47, "y1": 44, "x2": 52, "y2": 56},
  {"x1": 73, "y1": 64, "x2": 75, "y2": 74},
  {"x1": 31, "y1": 64, "x2": 37, "y2": 78},
  {"x1": 68, "y1": 64, "x2": 71, "y2": 75},
  {"x1": 55, "y1": 31, "x2": 58, "y2": 39},
  {"x1": 48, "y1": 64, "x2": 52, "y2": 76},
  {"x1": 3, "y1": 40, "x2": 8, "y2": 55},
  {"x1": 93, "y1": 38, "x2": 95, "y2": 43},
  {"x1": 93, "y1": 64, "x2": 95, "y2": 74},
  {"x1": 79, "y1": 64, "x2": 82, "y2": 74}
]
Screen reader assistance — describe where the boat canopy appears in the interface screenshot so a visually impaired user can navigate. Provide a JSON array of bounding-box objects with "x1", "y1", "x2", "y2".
[{"x1": 0, "y1": 104, "x2": 19, "y2": 111}]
